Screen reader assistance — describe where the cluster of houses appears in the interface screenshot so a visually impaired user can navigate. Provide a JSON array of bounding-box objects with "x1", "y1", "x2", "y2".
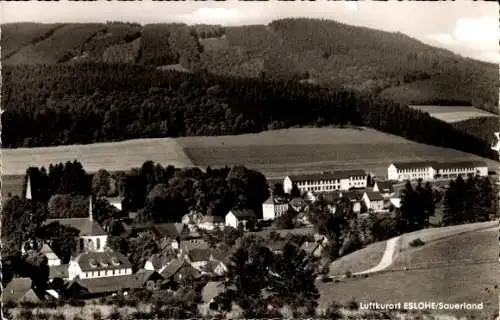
[{"x1": 2, "y1": 159, "x2": 490, "y2": 306}]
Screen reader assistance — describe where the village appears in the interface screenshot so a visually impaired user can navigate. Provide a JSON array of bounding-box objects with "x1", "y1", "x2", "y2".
[{"x1": 1, "y1": 158, "x2": 495, "y2": 319}]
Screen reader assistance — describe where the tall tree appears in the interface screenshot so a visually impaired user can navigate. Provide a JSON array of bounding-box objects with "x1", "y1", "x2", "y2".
[
  {"x1": 92, "y1": 169, "x2": 111, "y2": 197},
  {"x1": 36, "y1": 222, "x2": 79, "y2": 263}
]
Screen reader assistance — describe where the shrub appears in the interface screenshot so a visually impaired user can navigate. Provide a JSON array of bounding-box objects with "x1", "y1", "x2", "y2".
[
  {"x1": 346, "y1": 298, "x2": 359, "y2": 310},
  {"x1": 52, "y1": 314, "x2": 66, "y2": 320},
  {"x1": 93, "y1": 310, "x2": 103, "y2": 320},
  {"x1": 20, "y1": 301, "x2": 39, "y2": 309},
  {"x1": 108, "y1": 307, "x2": 122, "y2": 320},
  {"x1": 37, "y1": 313, "x2": 51, "y2": 320},
  {"x1": 19, "y1": 309, "x2": 35, "y2": 320},
  {"x1": 324, "y1": 301, "x2": 342, "y2": 319},
  {"x1": 3, "y1": 300, "x2": 17, "y2": 308},
  {"x1": 409, "y1": 238, "x2": 425, "y2": 247},
  {"x1": 68, "y1": 298, "x2": 85, "y2": 307},
  {"x1": 344, "y1": 270, "x2": 352, "y2": 278}
]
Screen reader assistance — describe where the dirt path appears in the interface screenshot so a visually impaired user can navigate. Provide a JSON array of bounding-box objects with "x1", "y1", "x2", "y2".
[{"x1": 352, "y1": 236, "x2": 401, "y2": 275}]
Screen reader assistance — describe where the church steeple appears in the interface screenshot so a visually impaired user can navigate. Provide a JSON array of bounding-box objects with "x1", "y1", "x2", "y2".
[{"x1": 25, "y1": 174, "x2": 32, "y2": 200}]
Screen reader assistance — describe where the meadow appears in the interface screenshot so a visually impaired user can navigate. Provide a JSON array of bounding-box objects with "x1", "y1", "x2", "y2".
[
  {"x1": 318, "y1": 227, "x2": 499, "y2": 318},
  {"x1": 177, "y1": 127, "x2": 497, "y2": 179},
  {"x1": 2, "y1": 138, "x2": 195, "y2": 176},
  {"x1": 409, "y1": 105, "x2": 498, "y2": 123}
]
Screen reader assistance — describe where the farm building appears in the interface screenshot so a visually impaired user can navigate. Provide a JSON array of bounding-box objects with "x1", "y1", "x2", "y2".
[
  {"x1": 283, "y1": 170, "x2": 367, "y2": 194},
  {"x1": 262, "y1": 196, "x2": 289, "y2": 221},
  {"x1": 387, "y1": 161, "x2": 488, "y2": 181},
  {"x1": 362, "y1": 191, "x2": 386, "y2": 213}
]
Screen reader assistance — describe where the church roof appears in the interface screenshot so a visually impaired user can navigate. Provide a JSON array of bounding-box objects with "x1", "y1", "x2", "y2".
[{"x1": 45, "y1": 218, "x2": 107, "y2": 236}]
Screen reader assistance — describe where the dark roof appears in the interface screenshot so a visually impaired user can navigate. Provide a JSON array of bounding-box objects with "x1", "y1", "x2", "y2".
[
  {"x1": 375, "y1": 181, "x2": 395, "y2": 193},
  {"x1": 342, "y1": 190, "x2": 363, "y2": 201},
  {"x1": 364, "y1": 191, "x2": 385, "y2": 201},
  {"x1": 45, "y1": 218, "x2": 107, "y2": 236},
  {"x1": 188, "y1": 248, "x2": 212, "y2": 262},
  {"x1": 230, "y1": 209, "x2": 256, "y2": 219},
  {"x1": 152, "y1": 223, "x2": 187, "y2": 238},
  {"x1": 2, "y1": 278, "x2": 39, "y2": 303},
  {"x1": 433, "y1": 161, "x2": 487, "y2": 169},
  {"x1": 147, "y1": 253, "x2": 175, "y2": 270},
  {"x1": 391, "y1": 161, "x2": 437, "y2": 169},
  {"x1": 200, "y1": 215, "x2": 224, "y2": 224},
  {"x1": 316, "y1": 191, "x2": 342, "y2": 203},
  {"x1": 288, "y1": 170, "x2": 366, "y2": 182},
  {"x1": 49, "y1": 264, "x2": 69, "y2": 279},
  {"x1": 74, "y1": 251, "x2": 132, "y2": 272},
  {"x1": 70, "y1": 275, "x2": 140, "y2": 294},
  {"x1": 130, "y1": 269, "x2": 164, "y2": 287},
  {"x1": 210, "y1": 249, "x2": 233, "y2": 264},
  {"x1": 160, "y1": 259, "x2": 202, "y2": 279}
]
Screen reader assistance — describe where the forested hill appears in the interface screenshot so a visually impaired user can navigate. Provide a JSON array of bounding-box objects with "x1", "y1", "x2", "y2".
[
  {"x1": 1, "y1": 19, "x2": 498, "y2": 113},
  {"x1": 2, "y1": 63, "x2": 497, "y2": 162}
]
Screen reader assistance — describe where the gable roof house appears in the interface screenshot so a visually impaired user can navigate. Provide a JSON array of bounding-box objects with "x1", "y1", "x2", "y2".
[
  {"x1": 262, "y1": 196, "x2": 290, "y2": 221},
  {"x1": 41, "y1": 243, "x2": 62, "y2": 266},
  {"x1": 225, "y1": 209, "x2": 257, "y2": 230},
  {"x1": 129, "y1": 269, "x2": 164, "y2": 291},
  {"x1": 373, "y1": 181, "x2": 396, "y2": 198},
  {"x1": 68, "y1": 251, "x2": 133, "y2": 281},
  {"x1": 160, "y1": 258, "x2": 203, "y2": 286},
  {"x1": 283, "y1": 170, "x2": 368, "y2": 194},
  {"x1": 65, "y1": 274, "x2": 140, "y2": 299},
  {"x1": 362, "y1": 191, "x2": 387, "y2": 213},
  {"x1": 2, "y1": 278, "x2": 42, "y2": 304}
]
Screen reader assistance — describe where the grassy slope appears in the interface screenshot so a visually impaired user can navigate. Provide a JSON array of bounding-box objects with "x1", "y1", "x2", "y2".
[
  {"x1": 319, "y1": 226, "x2": 499, "y2": 318},
  {"x1": 177, "y1": 127, "x2": 498, "y2": 178}
]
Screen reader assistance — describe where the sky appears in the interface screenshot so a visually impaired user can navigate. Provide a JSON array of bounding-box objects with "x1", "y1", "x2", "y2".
[{"x1": 1, "y1": 1, "x2": 498, "y2": 63}]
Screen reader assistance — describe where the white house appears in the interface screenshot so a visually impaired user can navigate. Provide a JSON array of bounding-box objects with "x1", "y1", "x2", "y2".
[
  {"x1": 41, "y1": 243, "x2": 61, "y2": 266},
  {"x1": 362, "y1": 191, "x2": 386, "y2": 212},
  {"x1": 387, "y1": 162, "x2": 436, "y2": 181},
  {"x1": 197, "y1": 215, "x2": 224, "y2": 231},
  {"x1": 45, "y1": 197, "x2": 108, "y2": 255},
  {"x1": 186, "y1": 249, "x2": 212, "y2": 271},
  {"x1": 225, "y1": 209, "x2": 257, "y2": 230},
  {"x1": 262, "y1": 196, "x2": 289, "y2": 221},
  {"x1": 341, "y1": 191, "x2": 363, "y2": 214},
  {"x1": 68, "y1": 251, "x2": 133, "y2": 281},
  {"x1": 283, "y1": 170, "x2": 367, "y2": 194}
]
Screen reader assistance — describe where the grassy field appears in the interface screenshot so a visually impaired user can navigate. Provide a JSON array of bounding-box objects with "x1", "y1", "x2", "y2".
[
  {"x1": 1, "y1": 23, "x2": 64, "y2": 58},
  {"x1": 409, "y1": 105, "x2": 498, "y2": 123},
  {"x1": 327, "y1": 221, "x2": 497, "y2": 277},
  {"x1": 318, "y1": 227, "x2": 499, "y2": 318},
  {"x1": 2, "y1": 138, "x2": 195, "y2": 176},
  {"x1": 177, "y1": 127, "x2": 498, "y2": 179}
]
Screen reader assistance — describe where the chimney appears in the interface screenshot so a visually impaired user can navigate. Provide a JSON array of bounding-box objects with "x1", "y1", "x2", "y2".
[{"x1": 89, "y1": 195, "x2": 93, "y2": 221}]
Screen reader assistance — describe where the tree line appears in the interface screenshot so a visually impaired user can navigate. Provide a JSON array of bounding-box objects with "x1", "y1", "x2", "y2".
[{"x1": 2, "y1": 63, "x2": 496, "y2": 161}]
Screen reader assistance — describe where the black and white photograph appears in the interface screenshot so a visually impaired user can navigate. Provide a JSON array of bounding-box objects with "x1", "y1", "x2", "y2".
[{"x1": 0, "y1": 1, "x2": 499, "y2": 319}]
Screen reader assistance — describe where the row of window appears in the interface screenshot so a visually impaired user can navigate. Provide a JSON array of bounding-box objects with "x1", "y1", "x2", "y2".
[
  {"x1": 81, "y1": 268, "x2": 130, "y2": 279},
  {"x1": 297, "y1": 177, "x2": 366, "y2": 185}
]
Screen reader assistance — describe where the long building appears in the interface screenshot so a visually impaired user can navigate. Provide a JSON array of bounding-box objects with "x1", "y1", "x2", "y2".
[
  {"x1": 283, "y1": 170, "x2": 367, "y2": 194},
  {"x1": 387, "y1": 161, "x2": 488, "y2": 182}
]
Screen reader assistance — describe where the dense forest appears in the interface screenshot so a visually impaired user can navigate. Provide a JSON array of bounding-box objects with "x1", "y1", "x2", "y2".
[
  {"x1": 1, "y1": 18, "x2": 497, "y2": 113},
  {"x1": 2, "y1": 63, "x2": 496, "y2": 161}
]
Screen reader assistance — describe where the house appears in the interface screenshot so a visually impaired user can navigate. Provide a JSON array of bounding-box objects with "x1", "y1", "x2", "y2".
[
  {"x1": 373, "y1": 181, "x2": 396, "y2": 198},
  {"x1": 105, "y1": 196, "x2": 124, "y2": 211},
  {"x1": 300, "y1": 241, "x2": 324, "y2": 258},
  {"x1": 65, "y1": 274, "x2": 140, "y2": 299},
  {"x1": 283, "y1": 170, "x2": 367, "y2": 194},
  {"x1": 129, "y1": 269, "x2": 164, "y2": 291},
  {"x1": 41, "y1": 243, "x2": 62, "y2": 266},
  {"x1": 160, "y1": 258, "x2": 203, "y2": 285},
  {"x1": 225, "y1": 209, "x2": 257, "y2": 230},
  {"x1": 149, "y1": 223, "x2": 189, "y2": 242},
  {"x1": 144, "y1": 252, "x2": 176, "y2": 272},
  {"x1": 186, "y1": 248, "x2": 212, "y2": 271},
  {"x1": 312, "y1": 191, "x2": 343, "y2": 203},
  {"x1": 181, "y1": 211, "x2": 204, "y2": 227},
  {"x1": 388, "y1": 197, "x2": 401, "y2": 210},
  {"x1": 179, "y1": 235, "x2": 210, "y2": 253},
  {"x1": 2, "y1": 278, "x2": 42, "y2": 304},
  {"x1": 262, "y1": 196, "x2": 289, "y2": 221},
  {"x1": 67, "y1": 251, "x2": 133, "y2": 281},
  {"x1": 198, "y1": 215, "x2": 224, "y2": 231},
  {"x1": 45, "y1": 197, "x2": 108, "y2": 255},
  {"x1": 362, "y1": 191, "x2": 386, "y2": 212},
  {"x1": 387, "y1": 161, "x2": 488, "y2": 181},
  {"x1": 341, "y1": 190, "x2": 363, "y2": 214},
  {"x1": 203, "y1": 260, "x2": 228, "y2": 277}
]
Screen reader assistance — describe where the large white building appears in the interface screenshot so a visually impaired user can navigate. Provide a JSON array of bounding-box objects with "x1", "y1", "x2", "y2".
[
  {"x1": 283, "y1": 170, "x2": 367, "y2": 194},
  {"x1": 262, "y1": 196, "x2": 289, "y2": 221},
  {"x1": 68, "y1": 251, "x2": 133, "y2": 280},
  {"x1": 387, "y1": 161, "x2": 488, "y2": 182}
]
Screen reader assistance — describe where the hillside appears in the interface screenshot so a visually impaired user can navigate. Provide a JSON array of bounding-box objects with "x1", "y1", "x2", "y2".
[
  {"x1": 2, "y1": 63, "x2": 497, "y2": 164},
  {"x1": 1, "y1": 19, "x2": 498, "y2": 114}
]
